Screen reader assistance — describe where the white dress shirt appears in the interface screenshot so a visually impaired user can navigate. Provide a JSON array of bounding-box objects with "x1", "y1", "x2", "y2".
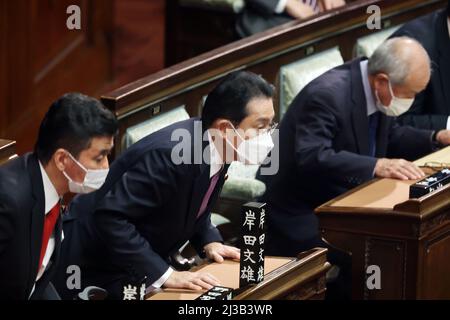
[
  {"x1": 29, "y1": 162, "x2": 61, "y2": 298},
  {"x1": 148, "y1": 131, "x2": 223, "y2": 292},
  {"x1": 360, "y1": 60, "x2": 378, "y2": 116}
]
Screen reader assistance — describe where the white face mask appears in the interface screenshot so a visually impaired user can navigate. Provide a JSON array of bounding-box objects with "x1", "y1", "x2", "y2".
[
  {"x1": 375, "y1": 80, "x2": 414, "y2": 117},
  {"x1": 225, "y1": 123, "x2": 275, "y2": 165},
  {"x1": 63, "y1": 152, "x2": 109, "y2": 194}
]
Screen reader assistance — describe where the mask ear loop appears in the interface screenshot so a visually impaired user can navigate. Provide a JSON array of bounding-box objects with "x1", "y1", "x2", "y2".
[
  {"x1": 387, "y1": 79, "x2": 396, "y2": 100},
  {"x1": 374, "y1": 78, "x2": 391, "y2": 111},
  {"x1": 63, "y1": 151, "x2": 88, "y2": 186},
  {"x1": 223, "y1": 123, "x2": 242, "y2": 158},
  {"x1": 227, "y1": 122, "x2": 245, "y2": 143},
  {"x1": 222, "y1": 122, "x2": 258, "y2": 165},
  {"x1": 65, "y1": 151, "x2": 88, "y2": 174},
  {"x1": 62, "y1": 170, "x2": 74, "y2": 183}
]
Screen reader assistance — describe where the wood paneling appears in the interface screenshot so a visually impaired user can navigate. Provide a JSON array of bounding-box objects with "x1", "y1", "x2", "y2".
[
  {"x1": 114, "y1": 0, "x2": 165, "y2": 87},
  {"x1": 316, "y1": 149, "x2": 450, "y2": 299},
  {"x1": 0, "y1": 0, "x2": 114, "y2": 155}
]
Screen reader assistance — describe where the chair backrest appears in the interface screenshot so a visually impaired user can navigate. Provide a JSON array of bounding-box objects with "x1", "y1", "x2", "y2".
[
  {"x1": 279, "y1": 47, "x2": 344, "y2": 118},
  {"x1": 102, "y1": 0, "x2": 446, "y2": 158},
  {"x1": 354, "y1": 25, "x2": 401, "y2": 57},
  {"x1": 121, "y1": 105, "x2": 190, "y2": 150}
]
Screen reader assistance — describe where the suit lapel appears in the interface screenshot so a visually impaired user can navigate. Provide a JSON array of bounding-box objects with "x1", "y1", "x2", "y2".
[
  {"x1": 376, "y1": 114, "x2": 390, "y2": 157},
  {"x1": 26, "y1": 154, "x2": 45, "y2": 296},
  {"x1": 350, "y1": 58, "x2": 370, "y2": 155},
  {"x1": 185, "y1": 131, "x2": 211, "y2": 228},
  {"x1": 185, "y1": 163, "x2": 210, "y2": 227}
]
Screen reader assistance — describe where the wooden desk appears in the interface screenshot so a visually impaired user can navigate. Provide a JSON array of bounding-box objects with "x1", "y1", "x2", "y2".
[
  {"x1": 0, "y1": 139, "x2": 17, "y2": 165},
  {"x1": 147, "y1": 248, "x2": 330, "y2": 300},
  {"x1": 316, "y1": 147, "x2": 450, "y2": 299}
]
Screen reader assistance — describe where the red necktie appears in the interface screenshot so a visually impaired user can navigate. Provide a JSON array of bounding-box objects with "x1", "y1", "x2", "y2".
[{"x1": 38, "y1": 202, "x2": 61, "y2": 270}]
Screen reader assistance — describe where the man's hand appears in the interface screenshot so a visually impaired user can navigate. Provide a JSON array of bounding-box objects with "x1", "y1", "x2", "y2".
[
  {"x1": 163, "y1": 270, "x2": 221, "y2": 291},
  {"x1": 319, "y1": 0, "x2": 346, "y2": 11},
  {"x1": 436, "y1": 130, "x2": 450, "y2": 146},
  {"x1": 285, "y1": 0, "x2": 316, "y2": 19},
  {"x1": 374, "y1": 158, "x2": 425, "y2": 180},
  {"x1": 204, "y1": 242, "x2": 240, "y2": 263}
]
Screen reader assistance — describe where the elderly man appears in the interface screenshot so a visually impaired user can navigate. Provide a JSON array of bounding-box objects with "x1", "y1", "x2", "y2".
[
  {"x1": 258, "y1": 37, "x2": 450, "y2": 259},
  {"x1": 390, "y1": 2, "x2": 450, "y2": 131}
]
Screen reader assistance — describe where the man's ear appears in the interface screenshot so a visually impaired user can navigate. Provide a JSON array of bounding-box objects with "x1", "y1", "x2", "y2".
[
  {"x1": 53, "y1": 148, "x2": 68, "y2": 172},
  {"x1": 373, "y1": 73, "x2": 389, "y2": 91}
]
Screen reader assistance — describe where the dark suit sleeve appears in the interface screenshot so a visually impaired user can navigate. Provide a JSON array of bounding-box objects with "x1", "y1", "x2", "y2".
[
  {"x1": 0, "y1": 191, "x2": 15, "y2": 256},
  {"x1": 245, "y1": 0, "x2": 282, "y2": 15},
  {"x1": 189, "y1": 213, "x2": 223, "y2": 256},
  {"x1": 92, "y1": 149, "x2": 183, "y2": 284},
  {"x1": 397, "y1": 92, "x2": 448, "y2": 130},
  {"x1": 387, "y1": 120, "x2": 434, "y2": 161},
  {"x1": 295, "y1": 95, "x2": 378, "y2": 189}
]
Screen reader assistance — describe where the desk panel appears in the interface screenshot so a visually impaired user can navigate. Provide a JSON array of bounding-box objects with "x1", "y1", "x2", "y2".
[{"x1": 148, "y1": 257, "x2": 292, "y2": 300}]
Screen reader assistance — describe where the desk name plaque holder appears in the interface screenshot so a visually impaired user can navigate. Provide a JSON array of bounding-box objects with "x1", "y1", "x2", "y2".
[{"x1": 239, "y1": 202, "x2": 267, "y2": 288}]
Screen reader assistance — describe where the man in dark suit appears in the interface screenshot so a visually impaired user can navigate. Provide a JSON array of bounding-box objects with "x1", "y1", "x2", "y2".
[
  {"x1": 0, "y1": 93, "x2": 118, "y2": 300},
  {"x1": 390, "y1": 2, "x2": 450, "y2": 133},
  {"x1": 258, "y1": 37, "x2": 450, "y2": 259},
  {"x1": 54, "y1": 71, "x2": 277, "y2": 300},
  {"x1": 236, "y1": 0, "x2": 345, "y2": 37}
]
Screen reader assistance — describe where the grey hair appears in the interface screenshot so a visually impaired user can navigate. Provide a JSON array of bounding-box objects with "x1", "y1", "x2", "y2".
[{"x1": 368, "y1": 36, "x2": 430, "y2": 85}]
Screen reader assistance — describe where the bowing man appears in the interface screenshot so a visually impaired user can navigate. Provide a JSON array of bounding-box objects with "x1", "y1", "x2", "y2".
[{"x1": 54, "y1": 71, "x2": 276, "y2": 299}]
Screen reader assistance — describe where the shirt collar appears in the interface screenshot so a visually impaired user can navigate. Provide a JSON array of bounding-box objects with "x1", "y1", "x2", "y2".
[
  {"x1": 207, "y1": 130, "x2": 224, "y2": 178},
  {"x1": 360, "y1": 60, "x2": 378, "y2": 116},
  {"x1": 38, "y1": 161, "x2": 60, "y2": 215}
]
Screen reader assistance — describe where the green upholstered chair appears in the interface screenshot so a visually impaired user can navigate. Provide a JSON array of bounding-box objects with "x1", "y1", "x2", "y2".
[
  {"x1": 121, "y1": 106, "x2": 190, "y2": 150},
  {"x1": 354, "y1": 26, "x2": 401, "y2": 58},
  {"x1": 279, "y1": 47, "x2": 344, "y2": 118},
  {"x1": 221, "y1": 162, "x2": 266, "y2": 201}
]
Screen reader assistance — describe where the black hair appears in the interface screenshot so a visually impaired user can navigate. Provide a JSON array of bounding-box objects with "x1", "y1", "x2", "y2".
[
  {"x1": 447, "y1": 0, "x2": 450, "y2": 17},
  {"x1": 35, "y1": 92, "x2": 118, "y2": 164},
  {"x1": 201, "y1": 71, "x2": 274, "y2": 129}
]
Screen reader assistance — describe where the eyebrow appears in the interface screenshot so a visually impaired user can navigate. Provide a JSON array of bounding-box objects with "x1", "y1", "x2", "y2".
[
  {"x1": 97, "y1": 149, "x2": 112, "y2": 157},
  {"x1": 255, "y1": 116, "x2": 273, "y2": 123}
]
